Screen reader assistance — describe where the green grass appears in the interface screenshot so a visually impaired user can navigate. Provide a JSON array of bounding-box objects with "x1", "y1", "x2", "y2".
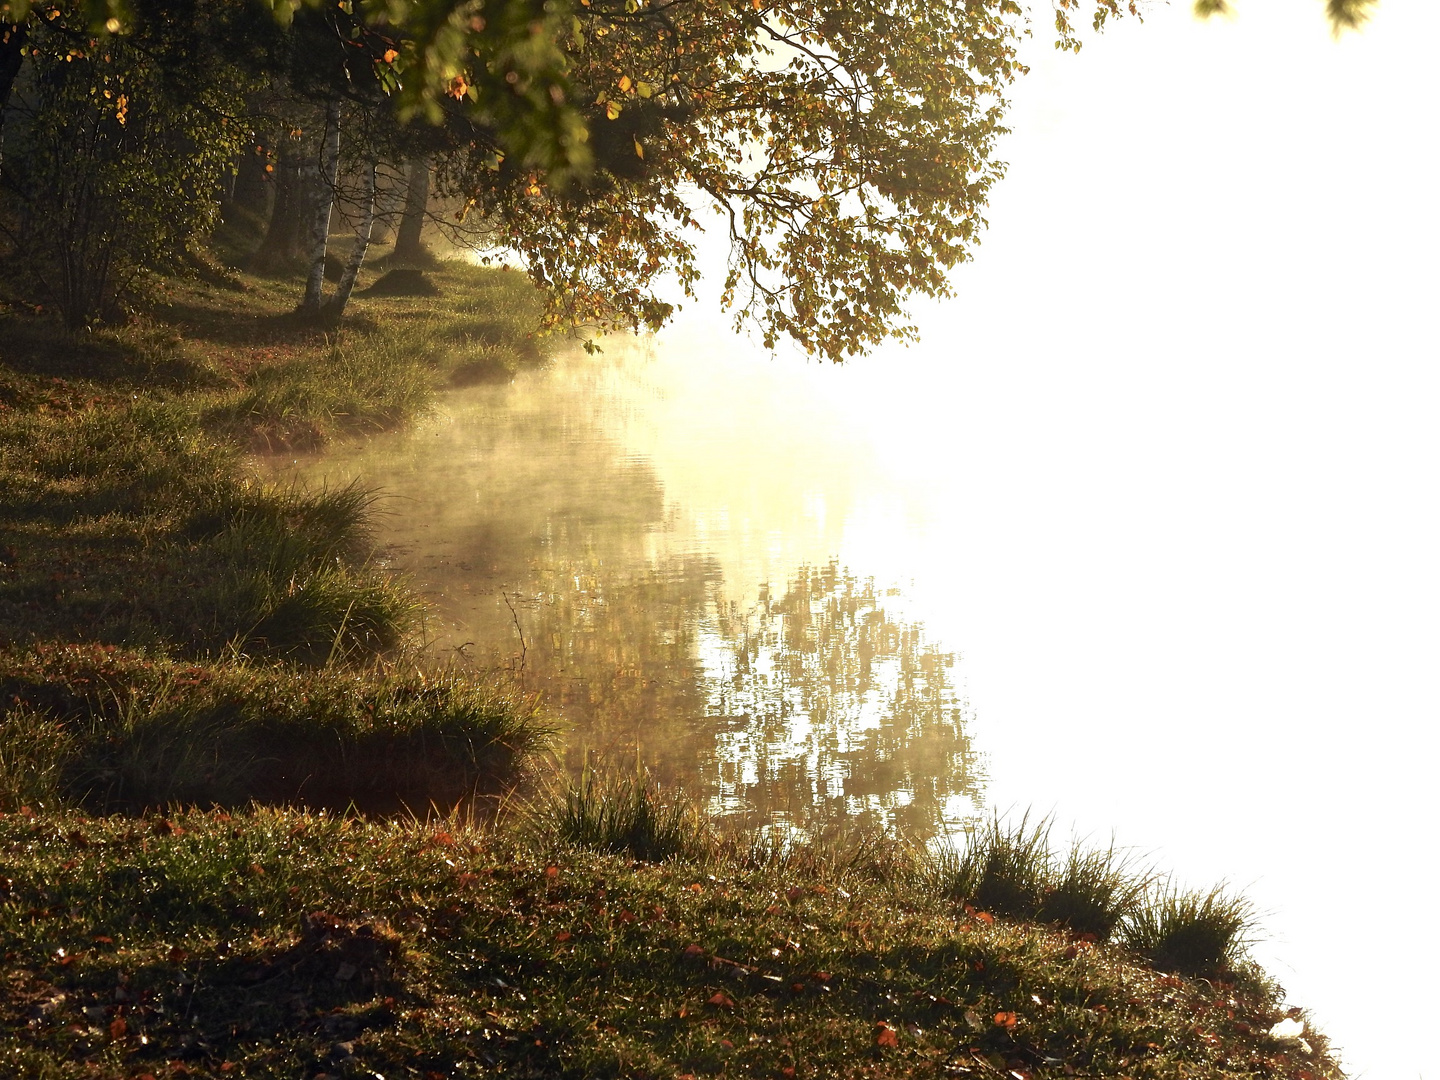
[
  {"x1": 0, "y1": 804, "x2": 1342, "y2": 1080},
  {"x1": 542, "y1": 770, "x2": 716, "y2": 862},
  {"x1": 0, "y1": 402, "x2": 417, "y2": 659},
  {"x1": 1124, "y1": 882, "x2": 1257, "y2": 978},
  {"x1": 0, "y1": 645, "x2": 552, "y2": 816},
  {"x1": 931, "y1": 813, "x2": 1054, "y2": 921},
  {"x1": 1038, "y1": 841, "x2": 1149, "y2": 943},
  {"x1": 203, "y1": 330, "x2": 437, "y2": 452},
  {"x1": 0, "y1": 252, "x2": 558, "y2": 820}
]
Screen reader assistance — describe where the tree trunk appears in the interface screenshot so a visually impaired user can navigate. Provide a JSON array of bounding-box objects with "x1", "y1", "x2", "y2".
[
  {"x1": 250, "y1": 147, "x2": 305, "y2": 273},
  {"x1": 392, "y1": 156, "x2": 431, "y2": 264},
  {"x1": 297, "y1": 99, "x2": 341, "y2": 316},
  {"x1": 231, "y1": 147, "x2": 272, "y2": 220},
  {"x1": 0, "y1": 21, "x2": 28, "y2": 168},
  {"x1": 324, "y1": 154, "x2": 377, "y2": 321}
]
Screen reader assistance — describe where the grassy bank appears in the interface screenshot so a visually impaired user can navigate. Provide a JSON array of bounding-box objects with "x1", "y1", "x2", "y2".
[
  {"x1": 0, "y1": 256, "x2": 1344, "y2": 1078},
  {"x1": 0, "y1": 248, "x2": 554, "y2": 814},
  {"x1": 0, "y1": 786, "x2": 1341, "y2": 1079}
]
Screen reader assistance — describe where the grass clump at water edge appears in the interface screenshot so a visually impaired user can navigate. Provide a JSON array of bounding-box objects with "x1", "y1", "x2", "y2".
[
  {"x1": 541, "y1": 768, "x2": 716, "y2": 863},
  {"x1": 0, "y1": 644, "x2": 553, "y2": 816},
  {"x1": 1124, "y1": 881, "x2": 1257, "y2": 978}
]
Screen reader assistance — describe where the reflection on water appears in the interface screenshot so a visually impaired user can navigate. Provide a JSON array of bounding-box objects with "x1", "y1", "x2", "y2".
[
  {"x1": 273, "y1": 345, "x2": 983, "y2": 835},
  {"x1": 704, "y1": 564, "x2": 978, "y2": 834}
]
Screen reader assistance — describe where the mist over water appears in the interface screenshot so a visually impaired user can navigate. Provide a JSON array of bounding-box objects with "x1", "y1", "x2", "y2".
[{"x1": 274, "y1": 343, "x2": 983, "y2": 837}]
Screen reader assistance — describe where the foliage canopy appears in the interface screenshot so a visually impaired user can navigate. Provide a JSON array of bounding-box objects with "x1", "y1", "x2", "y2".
[{"x1": 0, "y1": 0, "x2": 1387, "y2": 352}]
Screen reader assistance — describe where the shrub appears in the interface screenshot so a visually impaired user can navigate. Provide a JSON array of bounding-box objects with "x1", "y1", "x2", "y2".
[{"x1": 2, "y1": 13, "x2": 253, "y2": 325}]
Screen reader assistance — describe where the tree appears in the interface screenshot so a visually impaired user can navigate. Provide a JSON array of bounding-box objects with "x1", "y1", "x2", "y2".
[
  {"x1": 1, "y1": 0, "x2": 1381, "y2": 342},
  {"x1": 0, "y1": 1, "x2": 270, "y2": 325},
  {"x1": 391, "y1": 156, "x2": 434, "y2": 264}
]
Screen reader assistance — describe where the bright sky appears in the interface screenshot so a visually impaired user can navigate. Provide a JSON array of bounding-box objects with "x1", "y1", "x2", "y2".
[{"x1": 652, "y1": 2, "x2": 1440, "y2": 1075}]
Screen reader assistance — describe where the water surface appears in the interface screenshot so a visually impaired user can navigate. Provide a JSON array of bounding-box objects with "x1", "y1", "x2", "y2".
[{"x1": 275, "y1": 342, "x2": 982, "y2": 836}]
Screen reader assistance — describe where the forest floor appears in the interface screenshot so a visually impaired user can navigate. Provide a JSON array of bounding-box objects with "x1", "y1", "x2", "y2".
[{"x1": 0, "y1": 242, "x2": 1344, "y2": 1079}]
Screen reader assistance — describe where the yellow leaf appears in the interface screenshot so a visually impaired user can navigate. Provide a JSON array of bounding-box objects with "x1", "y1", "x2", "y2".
[
  {"x1": 382, "y1": 48, "x2": 399, "y2": 63},
  {"x1": 634, "y1": 138, "x2": 644, "y2": 159},
  {"x1": 636, "y1": 81, "x2": 653, "y2": 98},
  {"x1": 618, "y1": 75, "x2": 632, "y2": 93},
  {"x1": 606, "y1": 101, "x2": 622, "y2": 120}
]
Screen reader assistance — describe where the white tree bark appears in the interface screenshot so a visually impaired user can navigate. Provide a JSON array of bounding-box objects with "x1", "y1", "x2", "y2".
[
  {"x1": 325, "y1": 153, "x2": 377, "y2": 320},
  {"x1": 297, "y1": 99, "x2": 341, "y2": 316}
]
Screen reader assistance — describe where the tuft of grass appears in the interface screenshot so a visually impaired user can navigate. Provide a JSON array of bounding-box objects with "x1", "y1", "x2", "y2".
[
  {"x1": 928, "y1": 816, "x2": 1153, "y2": 943},
  {"x1": 0, "y1": 703, "x2": 75, "y2": 813},
  {"x1": 0, "y1": 645, "x2": 553, "y2": 815},
  {"x1": 729, "y1": 818, "x2": 922, "y2": 889},
  {"x1": 545, "y1": 770, "x2": 715, "y2": 862},
  {"x1": 1038, "y1": 840, "x2": 1149, "y2": 942},
  {"x1": 932, "y1": 812, "x2": 1054, "y2": 919},
  {"x1": 1123, "y1": 881, "x2": 1256, "y2": 977}
]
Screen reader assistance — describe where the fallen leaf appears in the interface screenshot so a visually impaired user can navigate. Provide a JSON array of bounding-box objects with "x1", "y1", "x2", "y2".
[
  {"x1": 874, "y1": 1022, "x2": 899, "y2": 1048},
  {"x1": 707, "y1": 991, "x2": 734, "y2": 1009},
  {"x1": 994, "y1": 1011, "x2": 1018, "y2": 1031}
]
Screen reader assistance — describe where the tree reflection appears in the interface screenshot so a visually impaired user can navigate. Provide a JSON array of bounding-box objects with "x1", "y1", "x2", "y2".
[
  {"x1": 703, "y1": 562, "x2": 982, "y2": 836},
  {"x1": 283, "y1": 356, "x2": 984, "y2": 838}
]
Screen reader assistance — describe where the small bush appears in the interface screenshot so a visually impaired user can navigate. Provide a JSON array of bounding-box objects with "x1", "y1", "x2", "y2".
[
  {"x1": 1124, "y1": 882, "x2": 1255, "y2": 976},
  {"x1": 547, "y1": 771, "x2": 713, "y2": 862}
]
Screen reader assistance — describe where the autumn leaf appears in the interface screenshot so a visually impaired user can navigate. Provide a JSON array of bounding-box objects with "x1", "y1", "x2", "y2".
[
  {"x1": 618, "y1": 75, "x2": 632, "y2": 93},
  {"x1": 994, "y1": 1011, "x2": 1019, "y2": 1031},
  {"x1": 874, "y1": 1021, "x2": 899, "y2": 1048},
  {"x1": 382, "y1": 48, "x2": 399, "y2": 63},
  {"x1": 707, "y1": 991, "x2": 734, "y2": 1009},
  {"x1": 109, "y1": 1017, "x2": 127, "y2": 1040},
  {"x1": 606, "y1": 101, "x2": 622, "y2": 120}
]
